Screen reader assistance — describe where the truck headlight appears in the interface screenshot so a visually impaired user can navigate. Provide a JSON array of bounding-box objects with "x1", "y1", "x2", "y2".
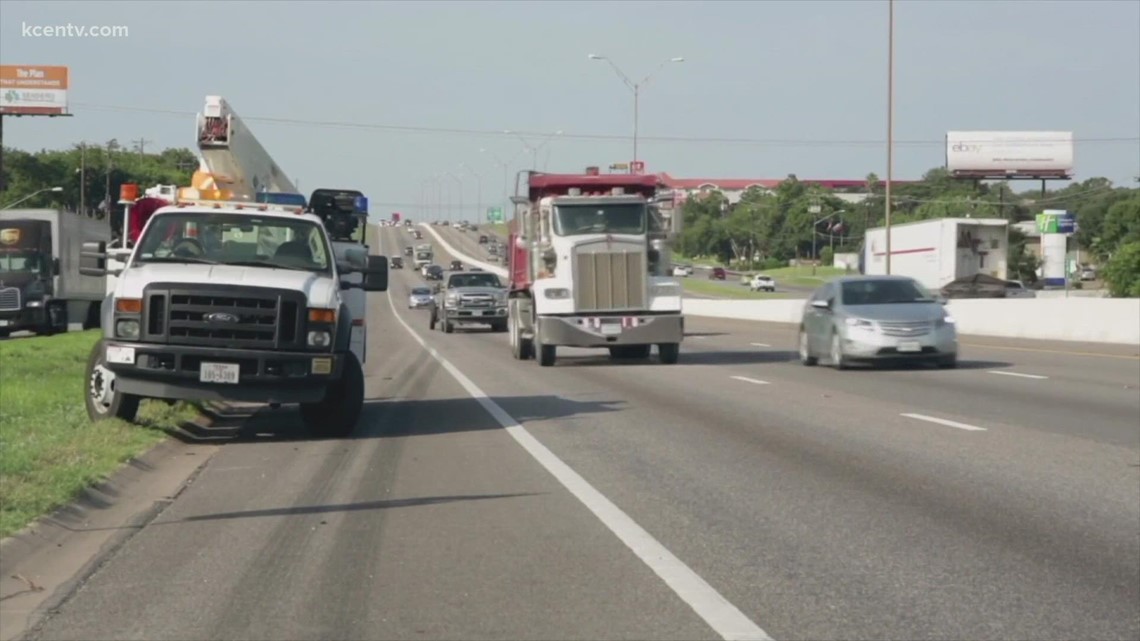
[
  {"x1": 116, "y1": 319, "x2": 140, "y2": 340},
  {"x1": 651, "y1": 283, "x2": 681, "y2": 296},
  {"x1": 446, "y1": 293, "x2": 459, "y2": 304},
  {"x1": 307, "y1": 330, "x2": 331, "y2": 347},
  {"x1": 544, "y1": 288, "x2": 570, "y2": 299}
]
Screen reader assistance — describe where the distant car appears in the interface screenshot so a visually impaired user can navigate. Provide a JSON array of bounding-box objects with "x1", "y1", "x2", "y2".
[
  {"x1": 709, "y1": 267, "x2": 727, "y2": 280},
  {"x1": 390, "y1": 257, "x2": 403, "y2": 269},
  {"x1": 408, "y1": 286, "x2": 433, "y2": 308},
  {"x1": 404, "y1": 246, "x2": 413, "y2": 256},
  {"x1": 1080, "y1": 268, "x2": 1097, "y2": 281},
  {"x1": 672, "y1": 265, "x2": 693, "y2": 277},
  {"x1": 449, "y1": 260, "x2": 464, "y2": 271},
  {"x1": 799, "y1": 275, "x2": 958, "y2": 370},
  {"x1": 425, "y1": 265, "x2": 444, "y2": 280},
  {"x1": 478, "y1": 235, "x2": 489, "y2": 245},
  {"x1": 750, "y1": 274, "x2": 776, "y2": 292}
]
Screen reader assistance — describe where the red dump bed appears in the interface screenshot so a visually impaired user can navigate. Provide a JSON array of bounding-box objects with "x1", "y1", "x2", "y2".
[{"x1": 508, "y1": 172, "x2": 661, "y2": 292}]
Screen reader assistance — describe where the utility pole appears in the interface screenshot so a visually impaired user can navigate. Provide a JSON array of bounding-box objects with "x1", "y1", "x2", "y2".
[
  {"x1": 132, "y1": 137, "x2": 151, "y2": 154},
  {"x1": 884, "y1": 0, "x2": 895, "y2": 274},
  {"x1": 79, "y1": 142, "x2": 87, "y2": 216}
]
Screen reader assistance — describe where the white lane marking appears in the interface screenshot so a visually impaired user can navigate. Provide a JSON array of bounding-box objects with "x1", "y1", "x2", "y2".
[
  {"x1": 384, "y1": 292, "x2": 772, "y2": 641},
  {"x1": 987, "y1": 370, "x2": 1048, "y2": 380},
  {"x1": 900, "y1": 413, "x2": 987, "y2": 432},
  {"x1": 731, "y1": 376, "x2": 771, "y2": 386},
  {"x1": 750, "y1": 343, "x2": 771, "y2": 348}
]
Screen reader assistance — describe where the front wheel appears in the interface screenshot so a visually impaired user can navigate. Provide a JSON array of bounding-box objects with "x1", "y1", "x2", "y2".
[
  {"x1": 799, "y1": 329, "x2": 818, "y2": 366},
  {"x1": 829, "y1": 331, "x2": 848, "y2": 370},
  {"x1": 85, "y1": 339, "x2": 141, "y2": 422},
  {"x1": 657, "y1": 343, "x2": 680, "y2": 364},
  {"x1": 300, "y1": 352, "x2": 364, "y2": 438}
]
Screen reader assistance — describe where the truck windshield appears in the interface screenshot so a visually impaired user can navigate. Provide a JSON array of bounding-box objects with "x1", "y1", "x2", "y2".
[
  {"x1": 133, "y1": 213, "x2": 332, "y2": 273},
  {"x1": 449, "y1": 273, "x2": 502, "y2": 288},
  {"x1": 0, "y1": 251, "x2": 45, "y2": 273},
  {"x1": 553, "y1": 203, "x2": 645, "y2": 236},
  {"x1": 841, "y1": 279, "x2": 934, "y2": 305}
]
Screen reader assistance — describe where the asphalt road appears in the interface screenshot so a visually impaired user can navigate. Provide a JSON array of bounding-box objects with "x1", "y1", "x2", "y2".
[{"x1": 25, "y1": 225, "x2": 1140, "y2": 641}]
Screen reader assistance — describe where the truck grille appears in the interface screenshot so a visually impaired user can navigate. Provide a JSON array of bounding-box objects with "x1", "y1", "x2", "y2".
[
  {"x1": 141, "y1": 284, "x2": 305, "y2": 349},
  {"x1": 0, "y1": 287, "x2": 19, "y2": 312},
  {"x1": 574, "y1": 250, "x2": 647, "y2": 312},
  {"x1": 878, "y1": 320, "x2": 932, "y2": 337},
  {"x1": 459, "y1": 294, "x2": 495, "y2": 307}
]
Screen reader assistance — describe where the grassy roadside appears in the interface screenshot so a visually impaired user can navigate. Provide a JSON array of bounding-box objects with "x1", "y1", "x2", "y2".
[
  {"x1": 753, "y1": 265, "x2": 847, "y2": 288},
  {"x1": 681, "y1": 278, "x2": 801, "y2": 299},
  {"x1": 0, "y1": 330, "x2": 197, "y2": 538}
]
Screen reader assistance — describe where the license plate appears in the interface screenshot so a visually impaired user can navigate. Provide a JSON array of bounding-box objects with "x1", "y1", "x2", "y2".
[
  {"x1": 0, "y1": 319, "x2": 9, "y2": 327},
  {"x1": 600, "y1": 324, "x2": 622, "y2": 336},
  {"x1": 106, "y1": 346, "x2": 136, "y2": 365},
  {"x1": 471, "y1": 310, "x2": 484, "y2": 316},
  {"x1": 897, "y1": 341, "x2": 922, "y2": 353},
  {"x1": 200, "y1": 362, "x2": 240, "y2": 384}
]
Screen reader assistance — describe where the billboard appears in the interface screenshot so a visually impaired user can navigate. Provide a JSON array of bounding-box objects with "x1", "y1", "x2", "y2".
[
  {"x1": 945, "y1": 131, "x2": 1073, "y2": 178},
  {"x1": 0, "y1": 65, "x2": 69, "y2": 115}
]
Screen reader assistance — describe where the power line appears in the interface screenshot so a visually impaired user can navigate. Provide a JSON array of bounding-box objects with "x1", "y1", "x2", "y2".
[{"x1": 68, "y1": 101, "x2": 1140, "y2": 149}]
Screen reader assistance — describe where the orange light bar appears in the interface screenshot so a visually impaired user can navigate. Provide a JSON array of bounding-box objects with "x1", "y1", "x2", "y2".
[
  {"x1": 308, "y1": 308, "x2": 336, "y2": 323},
  {"x1": 115, "y1": 298, "x2": 142, "y2": 313},
  {"x1": 119, "y1": 184, "x2": 139, "y2": 202}
]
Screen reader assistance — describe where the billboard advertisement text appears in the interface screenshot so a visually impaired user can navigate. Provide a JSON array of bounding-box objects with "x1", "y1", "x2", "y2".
[
  {"x1": 945, "y1": 131, "x2": 1073, "y2": 178},
  {"x1": 0, "y1": 65, "x2": 69, "y2": 115}
]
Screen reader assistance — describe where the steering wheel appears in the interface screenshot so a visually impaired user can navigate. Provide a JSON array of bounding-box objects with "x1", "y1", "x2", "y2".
[{"x1": 171, "y1": 238, "x2": 205, "y2": 258}]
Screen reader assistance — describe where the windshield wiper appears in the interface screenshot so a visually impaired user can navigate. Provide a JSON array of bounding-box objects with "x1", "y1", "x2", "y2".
[{"x1": 143, "y1": 256, "x2": 223, "y2": 265}]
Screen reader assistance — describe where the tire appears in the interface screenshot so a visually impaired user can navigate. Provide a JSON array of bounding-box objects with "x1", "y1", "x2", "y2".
[
  {"x1": 509, "y1": 312, "x2": 532, "y2": 360},
  {"x1": 300, "y1": 352, "x2": 364, "y2": 438},
  {"x1": 936, "y1": 354, "x2": 958, "y2": 369},
  {"x1": 534, "y1": 321, "x2": 556, "y2": 366},
  {"x1": 829, "y1": 331, "x2": 848, "y2": 370},
  {"x1": 85, "y1": 339, "x2": 141, "y2": 422},
  {"x1": 491, "y1": 321, "x2": 508, "y2": 333},
  {"x1": 443, "y1": 317, "x2": 454, "y2": 333},
  {"x1": 429, "y1": 309, "x2": 437, "y2": 330},
  {"x1": 799, "y1": 328, "x2": 818, "y2": 366},
  {"x1": 657, "y1": 343, "x2": 680, "y2": 364}
]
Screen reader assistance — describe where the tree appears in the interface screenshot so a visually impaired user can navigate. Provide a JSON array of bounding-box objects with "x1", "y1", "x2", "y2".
[{"x1": 1101, "y1": 241, "x2": 1140, "y2": 297}]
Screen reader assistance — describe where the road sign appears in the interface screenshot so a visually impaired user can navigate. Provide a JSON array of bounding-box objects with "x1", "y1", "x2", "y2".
[
  {"x1": 486, "y1": 207, "x2": 503, "y2": 223},
  {"x1": 630, "y1": 161, "x2": 645, "y2": 174}
]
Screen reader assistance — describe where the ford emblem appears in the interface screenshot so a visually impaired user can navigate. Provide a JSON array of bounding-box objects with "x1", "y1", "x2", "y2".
[{"x1": 204, "y1": 312, "x2": 240, "y2": 323}]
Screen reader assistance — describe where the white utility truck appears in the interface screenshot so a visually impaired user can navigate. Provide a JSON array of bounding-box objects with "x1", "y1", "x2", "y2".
[
  {"x1": 863, "y1": 218, "x2": 1010, "y2": 293},
  {"x1": 505, "y1": 168, "x2": 685, "y2": 366},
  {"x1": 79, "y1": 198, "x2": 389, "y2": 437}
]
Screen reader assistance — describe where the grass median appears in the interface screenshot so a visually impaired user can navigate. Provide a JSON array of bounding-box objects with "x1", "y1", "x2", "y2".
[
  {"x1": 681, "y1": 278, "x2": 801, "y2": 299},
  {"x1": 0, "y1": 330, "x2": 197, "y2": 538}
]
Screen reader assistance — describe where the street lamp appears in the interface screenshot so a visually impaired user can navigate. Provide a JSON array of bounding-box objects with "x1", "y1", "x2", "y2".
[
  {"x1": 812, "y1": 210, "x2": 847, "y2": 275},
  {"x1": 505, "y1": 129, "x2": 563, "y2": 170},
  {"x1": 480, "y1": 148, "x2": 513, "y2": 224},
  {"x1": 588, "y1": 53, "x2": 684, "y2": 172},
  {"x1": 443, "y1": 172, "x2": 463, "y2": 220},
  {"x1": 459, "y1": 162, "x2": 483, "y2": 225},
  {"x1": 2, "y1": 186, "x2": 63, "y2": 210}
]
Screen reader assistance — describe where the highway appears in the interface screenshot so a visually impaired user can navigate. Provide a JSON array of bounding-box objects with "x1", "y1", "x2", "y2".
[{"x1": 23, "y1": 224, "x2": 1140, "y2": 641}]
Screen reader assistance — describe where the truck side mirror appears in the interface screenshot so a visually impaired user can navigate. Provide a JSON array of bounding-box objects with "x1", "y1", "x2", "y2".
[
  {"x1": 52, "y1": 257, "x2": 60, "y2": 276},
  {"x1": 361, "y1": 255, "x2": 389, "y2": 292},
  {"x1": 79, "y1": 240, "x2": 108, "y2": 277}
]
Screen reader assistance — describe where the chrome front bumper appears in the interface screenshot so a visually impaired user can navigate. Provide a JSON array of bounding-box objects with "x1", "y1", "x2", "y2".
[
  {"x1": 840, "y1": 323, "x2": 958, "y2": 359},
  {"x1": 538, "y1": 314, "x2": 684, "y2": 348}
]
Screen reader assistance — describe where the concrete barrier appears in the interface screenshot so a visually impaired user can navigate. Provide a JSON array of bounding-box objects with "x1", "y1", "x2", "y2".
[{"x1": 419, "y1": 224, "x2": 1140, "y2": 346}]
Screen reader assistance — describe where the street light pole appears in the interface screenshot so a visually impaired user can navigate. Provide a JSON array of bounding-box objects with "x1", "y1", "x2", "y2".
[
  {"x1": 506, "y1": 130, "x2": 562, "y2": 171},
  {"x1": 885, "y1": 0, "x2": 895, "y2": 275},
  {"x1": 444, "y1": 172, "x2": 463, "y2": 220},
  {"x1": 812, "y1": 210, "x2": 846, "y2": 275},
  {"x1": 459, "y1": 162, "x2": 483, "y2": 226},
  {"x1": 2, "y1": 186, "x2": 63, "y2": 210},
  {"x1": 588, "y1": 54, "x2": 684, "y2": 172}
]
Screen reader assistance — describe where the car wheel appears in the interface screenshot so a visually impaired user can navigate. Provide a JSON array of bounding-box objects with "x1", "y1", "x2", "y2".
[
  {"x1": 829, "y1": 331, "x2": 847, "y2": 370},
  {"x1": 799, "y1": 328, "x2": 818, "y2": 366}
]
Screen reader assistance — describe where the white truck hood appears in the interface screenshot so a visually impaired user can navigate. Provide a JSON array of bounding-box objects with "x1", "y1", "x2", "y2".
[{"x1": 116, "y1": 263, "x2": 339, "y2": 308}]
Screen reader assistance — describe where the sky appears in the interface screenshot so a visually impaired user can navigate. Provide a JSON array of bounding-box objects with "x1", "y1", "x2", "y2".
[{"x1": 2, "y1": 0, "x2": 1138, "y2": 219}]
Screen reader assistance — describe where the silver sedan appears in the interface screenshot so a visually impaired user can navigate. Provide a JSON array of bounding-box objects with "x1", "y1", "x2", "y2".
[
  {"x1": 408, "y1": 286, "x2": 434, "y2": 309},
  {"x1": 799, "y1": 275, "x2": 958, "y2": 369}
]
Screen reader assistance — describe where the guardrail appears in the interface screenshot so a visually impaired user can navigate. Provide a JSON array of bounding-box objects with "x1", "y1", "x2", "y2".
[{"x1": 415, "y1": 224, "x2": 1140, "y2": 345}]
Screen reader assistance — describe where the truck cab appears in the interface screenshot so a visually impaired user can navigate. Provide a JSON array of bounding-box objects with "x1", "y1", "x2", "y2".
[
  {"x1": 506, "y1": 170, "x2": 684, "y2": 366},
  {"x1": 80, "y1": 198, "x2": 389, "y2": 438}
]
